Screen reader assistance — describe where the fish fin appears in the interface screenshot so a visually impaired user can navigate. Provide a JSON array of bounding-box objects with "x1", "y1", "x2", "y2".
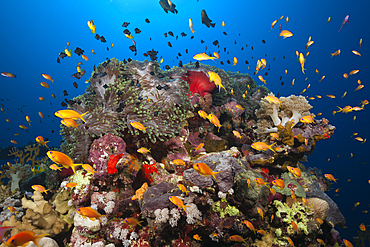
[
  {"x1": 210, "y1": 23, "x2": 215, "y2": 28},
  {"x1": 33, "y1": 233, "x2": 50, "y2": 247}
]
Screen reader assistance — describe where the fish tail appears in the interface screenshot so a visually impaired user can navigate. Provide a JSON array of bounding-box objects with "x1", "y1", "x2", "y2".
[
  {"x1": 80, "y1": 111, "x2": 89, "y2": 123},
  {"x1": 72, "y1": 163, "x2": 83, "y2": 174},
  {"x1": 212, "y1": 171, "x2": 222, "y2": 182},
  {"x1": 269, "y1": 142, "x2": 276, "y2": 153},
  {"x1": 33, "y1": 233, "x2": 50, "y2": 247}
]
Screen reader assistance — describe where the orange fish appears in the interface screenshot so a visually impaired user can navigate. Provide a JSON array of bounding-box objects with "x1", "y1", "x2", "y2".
[
  {"x1": 39, "y1": 97, "x2": 45, "y2": 101},
  {"x1": 77, "y1": 207, "x2": 106, "y2": 223},
  {"x1": 177, "y1": 184, "x2": 189, "y2": 195},
  {"x1": 257, "y1": 207, "x2": 264, "y2": 219},
  {"x1": 272, "y1": 179, "x2": 285, "y2": 190},
  {"x1": 82, "y1": 55, "x2": 89, "y2": 61},
  {"x1": 287, "y1": 236, "x2": 295, "y2": 247},
  {"x1": 193, "y1": 162, "x2": 222, "y2": 182},
  {"x1": 207, "y1": 114, "x2": 222, "y2": 131},
  {"x1": 279, "y1": 30, "x2": 293, "y2": 39},
  {"x1": 270, "y1": 187, "x2": 276, "y2": 196},
  {"x1": 270, "y1": 20, "x2": 278, "y2": 32},
  {"x1": 287, "y1": 166, "x2": 301, "y2": 178},
  {"x1": 193, "y1": 234, "x2": 202, "y2": 241},
  {"x1": 82, "y1": 164, "x2": 97, "y2": 176},
  {"x1": 169, "y1": 196, "x2": 189, "y2": 213},
  {"x1": 242, "y1": 220, "x2": 256, "y2": 233},
  {"x1": 319, "y1": 75, "x2": 325, "y2": 82},
  {"x1": 31, "y1": 185, "x2": 50, "y2": 194},
  {"x1": 257, "y1": 229, "x2": 266, "y2": 235},
  {"x1": 343, "y1": 239, "x2": 354, "y2": 247},
  {"x1": 324, "y1": 174, "x2": 338, "y2": 183},
  {"x1": 194, "y1": 143, "x2": 204, "y2": 152},
  {"x1": 172, "y1": 159, "x2": 185, "y2": 166},
  {"x1": 359, "y1": 223, "x2": 366, "y2": 231},
  {"x1": 1, "y1": 72, "x2": 16, "y2": 78},
  {"x1": 61, "y1": 118, "x2": 80, "y2": 130},
  {"x1": 19, "y1": 125, "x2": 28, "y2": 130},
  {"x1": 55, "y1": 110, "x2": 88, "y2": 123},
  {"x1": 87, "y1": 19, "x2": 95, "y2": 34},
  {"x1": 47, "y1": 150, "x2": 85, "y2": 174},
  {"x1": 354, "y1": 84, "x2": 364, "y2": 92},
  {"x1": 38, "y1": 112, "x2": 43, "y2": 118},
  {"x1": 26, "y1": 116, "x2": 31, "y2": 126},
  {"x1": 40, "y1": 81, "x2": 50, "y2": 88},
  {"x1": 5, "y1": 230, "x2": 49, "y2": 247},
  {"x1": 189, "y1": 18, "x2": 195, "y2": 34},
  {"x1": 316, "y1": 218, "x2": 324, "y2": 225},
  {"x1": 330, "y1": 49, "x2": 341, "y2": 57},
  {"x1": 352, "y1": 50, "x2": 361, "y2": 56},
  {"x1": 130, "y1": 121, "x2": 147, "y2": 133},
  {"x1": 36, "y1": 136, "x2": 49, "y2": 148},
  {"x1": 42, "y1": 74, "x2": 54, "y2": 83},
  {"x1": 349, "y1": 69, "x2": 359, "y2": 75},
  {"x1": 10, "y1": 140, "x2": 17, "y2": 144},
  {"x1": 198, "y1": 110, "x2": 208, "y2": 119},
  {"x1": 233, "y1": 130, "x2": 242, "y2": 139},
  {"x1": 8, "y1": 206, "x2": 18, "y2": 215},
  {"x1": 291, "y1": 221, "x2": 299, "y2": 234},
  {"x1": 228, "y1": 235, "x2": 247, "y2": 243},
  {"x1": 65, "y1": 182, "x2": 78, "y2": 188},
  {"x1": 254, "y1": 178, "x2": 268, "y2": 187},
  {"x1": 300, "y1": 115, "x2": 314, "y2": 124},
  {"x1": 251, "y1": 142, "x2": 276, "y2": 153},
  {"x1": 124, "y1": 217, "x2": 143, "y2": 227}
]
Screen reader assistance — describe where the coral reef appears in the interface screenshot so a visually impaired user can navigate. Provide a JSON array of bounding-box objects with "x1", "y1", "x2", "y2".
[{"x1": 2, "y1": 59, "x2": 348, "y2": 247}]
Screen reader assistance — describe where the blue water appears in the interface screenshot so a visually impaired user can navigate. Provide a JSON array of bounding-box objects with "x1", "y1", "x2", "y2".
[{"x1": 1, "y1": 0, "x2": 369, "y2": 244}]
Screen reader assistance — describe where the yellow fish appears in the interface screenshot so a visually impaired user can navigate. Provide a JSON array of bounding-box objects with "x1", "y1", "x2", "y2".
[
  {"x1": 279, "y1": 30, "x2": 293, "y2": 39},
  {"x1": 36, "y1": 136, "x2": 49, "y2": 148},
  {"x1": 198, "y1": 110, "x2": 208, "y2": 119},
  {"x1": 189, "y1": 18, "x2": 195, "y2": 34},
  {"x1": 207, "y1": 114, "x2": 222, "y2": 131},
  {"x1": 31, "y1": 185, "x2": 50, "y2": 194},
  {"x1": 251, "y1": 142, "x2": 276, "y2": 153},
  {"x1": 193, "y1": 53, "x2": 215, "y2": 61},
  {"x1": 54, "y1": 110, "x2": 88, "y2": 123},
  {"x1": 42, "y1": 73, "x2": 54, "y2": 83},
  {"x1": 87, "y1": 19, "x2": 95, "y2": 34},
  {"x1": 169, "y1": 196, "x2": 189, "y2": 212},
  {"x1": 77, "y1": 207, "x2": 106, "y2": 223},
  {"x1": 232, "y1": 57, "x2": 238, "y2": 66},
  {"x1": 130, "y1": 121, "x2": 147, "y2": 133},
  {"x1": 193, "y1": 162, "x2": 222, "y2": 182},
  {"x1": 47, "y1": 150, "x2": 85, "y2": 175},
  {"x1": 177, "y1": 184, "x2": 189, "y2": 195}
]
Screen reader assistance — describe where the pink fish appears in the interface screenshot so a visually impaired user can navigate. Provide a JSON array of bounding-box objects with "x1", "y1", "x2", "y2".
[{"x1": 338, "y1": 15, "x2": 349, "y2": 32}]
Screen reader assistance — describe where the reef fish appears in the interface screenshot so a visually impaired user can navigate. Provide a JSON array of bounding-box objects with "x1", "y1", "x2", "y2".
[
  {"x1": 31, "y1": 185, "x2": 50, "y2": 194},
  {"x1": 324, "y1": 173, "x2": 338, "y2": 183},
  {"x1": 251, "y1": 142, "x2": 276, "y2": 153},
  {"x1": 272, "y1": 179, "x2": 285, "y2": 190},
  {"x1": 61, "y1": 118, "x2": 80, "y2": 130},
  {"x1": 201, "y1": 10, "x2": 215, "y2": 28},
  {"x1": 343, "y1": 239, "x2": 354, "y2": 247},
  {"x1": 130, "y1": 121, "x2": 147, "y2": 133},
  {"x1": 193, "y1": 162, "x2": 222, "y2": 182},
  {"x1": 87, "y1": 19, "x2": 95, "y2": 34},
  {"x1": 124, "y1": 217, "x2": 143, "y2": 227},
  {"x1": 228, "y1": 235, "x2": 247, "y2": 243},
  {"x1": 77, "y1": 207, "x2": 106, "y2": 223},
  {"x1": 169, "y1": 196, "x2": 189, "y2": 212},
  {"x1": 42, "y1": 73, "x2": 54, "y2": 82},
  {"x1": 193, "y1": 53, "x2": 215, "y2": 61},
  {"x1": 189, "y1": 18, "x2": 195, "y2": 34},
  {"x1": 242, "y1": 220, "x2": 256, "y2": 233},
  {"x1": 1, "y1": 72, "x2": 16, "y2": 78},
  {"x1": 159, "y1": 0, "x2": 178, "y2": 13},
  {"x1": 207, "y1": 114, "x2": 222, "y2": 131},
  {"x1": 279, "y1": 30, "x2": 293, "y2": 39},
  {"x1": 4, "y1": 230, "x2": 48, "y2": 247},
  {"x1": 54, "y1": 110, "x2": 88, "y2": 123},
  {"x1": 338, "y1": 15, "x2": 349, "y2": 32},
  {"x1": 36, "y1": 136, "x2": 49, "y2": 148},
  {"x1": 47, "y1": 150, "x2": 85, "y2": 174}
]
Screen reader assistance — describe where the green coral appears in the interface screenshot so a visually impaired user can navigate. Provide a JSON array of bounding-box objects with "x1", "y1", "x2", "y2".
[
  {"x1": 272, "y1": 172, "x2": 306, "y2": 198},
  {"x1": 212, "y1": 200, "x2": 240, "y2": 218},
  {"x1": 274, "y1": 200, "x2": 311, "y2": 235}
]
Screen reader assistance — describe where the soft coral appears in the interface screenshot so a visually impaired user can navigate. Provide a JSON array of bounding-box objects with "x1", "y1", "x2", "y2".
[{"x1": 181, "y1": 70, "x2": 215, "y2": 96}]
